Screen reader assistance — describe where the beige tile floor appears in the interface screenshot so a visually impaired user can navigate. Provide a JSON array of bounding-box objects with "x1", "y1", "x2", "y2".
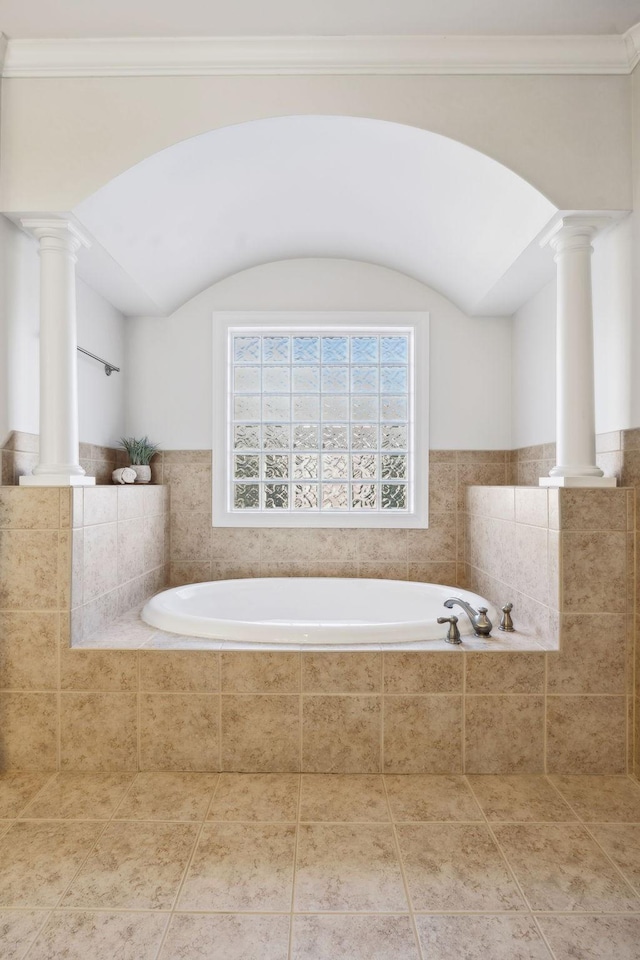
[{"x1": 1, "y1": 772, "x2": 640, "y2": 958}]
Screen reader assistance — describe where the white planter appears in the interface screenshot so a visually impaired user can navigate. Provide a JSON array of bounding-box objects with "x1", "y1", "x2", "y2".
[{"x1": 131, "y1": 464, "x2": 152, "y2": 484}]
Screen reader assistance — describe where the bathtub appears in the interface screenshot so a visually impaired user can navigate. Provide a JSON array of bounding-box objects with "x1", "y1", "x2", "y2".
[{"x1": 141, "y1": 578, "x2": 497, "y2": 645}]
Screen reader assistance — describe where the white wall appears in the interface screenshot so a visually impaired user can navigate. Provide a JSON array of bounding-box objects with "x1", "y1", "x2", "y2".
[
  {"x1": 0, "y1": 215, "x2": 39, "y2": 442},
  {"x1": 126, "y1": 258, "x2": 512, "y2": 451},
  {"x1": 76, "y1": 278, "x2": 126, "y2": 447},
  {"x1": 0, "y1": 215, "x2": 127, "y2": 448},
  {"x1": 592, "y1": 216, "x2": 634, "y2": 433},
  {"x1": 511, "y1": 215, "x2": 636, "y2": 449},
  {"x1": 0, "y1": 74, "x2": 631, "y2": 213},
  {"x1": 511, "y1": 278, "x2": 556, "y2": 449}
]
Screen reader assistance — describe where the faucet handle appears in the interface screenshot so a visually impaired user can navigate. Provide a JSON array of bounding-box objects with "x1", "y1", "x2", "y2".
[
  {"x1": 475, "y1": 607, "x2": 493, "y2": 637},
  {"x1": 499, "y1": 602, "x2": 515, "y2": 632},
  {"x1": 437, "y1": 614, "x2": 462, "y2": 645}
]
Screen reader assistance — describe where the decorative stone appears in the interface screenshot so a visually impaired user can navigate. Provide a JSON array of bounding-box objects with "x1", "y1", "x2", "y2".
[{"x1": 112, "y1": 467, "x2": 137, "y2": 484}]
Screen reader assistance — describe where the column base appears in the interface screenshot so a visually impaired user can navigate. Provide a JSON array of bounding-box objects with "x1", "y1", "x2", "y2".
[
  {"x1": 539, "y1": 475, "x2": 617, "y2": 488},
  {"x1": 19, "y1": 474, "x2": 96, "y2": 487}
]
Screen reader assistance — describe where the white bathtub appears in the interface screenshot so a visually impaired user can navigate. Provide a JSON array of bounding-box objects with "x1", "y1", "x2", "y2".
[{"x1": 141, "y1": 578, "x2": 497, "y2": 645}]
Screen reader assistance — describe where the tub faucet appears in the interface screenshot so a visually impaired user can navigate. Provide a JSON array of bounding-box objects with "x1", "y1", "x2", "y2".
[{"x1": 443, "y1": 597, "x2": 493, "y2": 637}]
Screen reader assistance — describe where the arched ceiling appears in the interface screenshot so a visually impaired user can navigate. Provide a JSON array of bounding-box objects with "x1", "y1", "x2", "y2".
[{"x1": 73, "y1": 115, "x2": 557, "y2": 317}]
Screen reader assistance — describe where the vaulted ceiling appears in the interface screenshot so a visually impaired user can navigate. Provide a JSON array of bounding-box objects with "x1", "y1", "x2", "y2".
[
  {"x1": 6, "y1": 1, "x2": 620, "y2": 317},
  {"x1": 72, "y1": 116, "x2": 557, "y2": 317}
]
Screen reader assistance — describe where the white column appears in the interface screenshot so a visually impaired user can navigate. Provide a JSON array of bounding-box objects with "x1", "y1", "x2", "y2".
[
  {"x1": 539, "y1": 215, "x2": 616, "y2": 488},
  {"x1": 19, "y1": 219, "x2": 95, "y2": 487}
]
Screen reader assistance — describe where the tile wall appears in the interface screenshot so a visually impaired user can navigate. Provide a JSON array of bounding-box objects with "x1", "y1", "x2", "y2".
[
  {"x1": 465, "y1": 485, "x2": 561, "y2": 647},
  {"x1": 510, "y1": 430, "x2": 640, "y2": 778},
  {"x1": 0, "y1": 636, "x2": 631, "y2": 776},
  {"x1": 0, "y1": 485, "x2": 168, "y2": 770},
  {"x1": 153, "y1": 448, "x2": 511, "y2": 587},
  {"x1": 1, "y1": 431, "x2": 40, "y2": 485},
  {"x1": 70, "y1": 486, "x2": 170, "y2": 644},
  {"x1": 1, "y1": 431, "x2": 126, "y2": 486},
  {"x1": 0, "y1": 487, "x2": 70, "y2": 770},
  {"x1": 465, "y1": 485, "x2": 634, "y2": 777},
  {"x1": 0, "y1": 436, "x2": 638, "y2": 777}
]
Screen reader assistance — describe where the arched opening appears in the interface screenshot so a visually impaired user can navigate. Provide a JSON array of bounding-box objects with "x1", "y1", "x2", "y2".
[{"x1": 72, "y1": 115, "x2": 557, "y2": 317}]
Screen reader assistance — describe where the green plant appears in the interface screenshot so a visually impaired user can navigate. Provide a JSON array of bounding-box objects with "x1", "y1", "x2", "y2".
[{"x1": 119, "y1": 436, "x2": 159, "y2": 466}]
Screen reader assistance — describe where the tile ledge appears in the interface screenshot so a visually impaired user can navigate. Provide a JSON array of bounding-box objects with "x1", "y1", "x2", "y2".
[{"x1": 72, "y1": 604, "x2": 551, "y2": 654}]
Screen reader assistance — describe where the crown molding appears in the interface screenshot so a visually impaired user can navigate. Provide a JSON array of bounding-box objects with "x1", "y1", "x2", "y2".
[
  {"x1": 3, "y1": 29, "x2": 640, "y2": 78},
  {"x1": 624, "y1": 22, "x2": 640, "y2": 71}
]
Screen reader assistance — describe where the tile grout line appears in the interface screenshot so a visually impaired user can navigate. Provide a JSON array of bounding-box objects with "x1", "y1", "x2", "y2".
[
  {"x1": 15, "y1": 910, "x2": 55, "y2": 960},
  {"x1": 380, "y1": 775, "x2": 425, "y2": 960},
  {"x1": 633, "y1": 481, "x2": 637, "y2": 779},
  {"x1": 137, "y1": 651, "x2": 142, "y2": 772},
  {"x1": 9, "y1": 904, "x2": 640, "y2": 916},
  {"x1": 56, "y1": 532, "x2": 63, "y2": 773},
  {"x1": 151, "y1": 773, "x2": 223, "y2": 960},
  {"x1": 286, "y1": 774, "x2": 303, "y2": 960},
  {"x1": 21, "y1": 772, "x2": 144, "y2": 949},
  {"x1": 299, "y1": 655, "x2": 303, "y2": 775},
  {"x1": 12, "y1": 773, "x2": 59, "y2": 820},
  {"x1": 626, "y1": 500, "x2": 633, "y2": 776},
  {"x1": 461, "y1": 653, "x2": 466, "y2": 773},
  {"x1": 462, "y1": 775, "x2": 558, "y2": 959},
  {"x1": 626, "y1": 675, "x2": 631, "y2": 776},
  {"x1": 217, "y1": 653, "x2": 222, "y2": 773},
  {"x1": 543, "y1": 776, "x2": 640, "y2": 902},
  {"x1": 579, "y1": 821, "x2": 640, "y2": 901},
  {"x1": 4, "y1": 689, "x2": 593, "y2": 697},
  {"x1": 109, "y1": 771, "x2": 142, "y2": 821},
  {"x1": 17, "y1": 815, "x2": 629, "y2": 826},
  {"x1": 543, "y1": 649, "x2": 548, "y2": 774},
  {"x1": 380, "y1": 652, "x2": 385, "y2": 774},
  {"x1": 59, "y1": 495, "x2": 76, "y2": 769}
]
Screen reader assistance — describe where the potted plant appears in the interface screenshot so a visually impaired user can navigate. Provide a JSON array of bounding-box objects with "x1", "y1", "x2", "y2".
[{"x1": 118, "y1": 436, "x2": 159, "y2": 483}]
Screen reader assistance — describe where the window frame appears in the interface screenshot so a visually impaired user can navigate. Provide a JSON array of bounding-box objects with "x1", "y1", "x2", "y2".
[{"x1": 212, "y1": 311, "x2": 429, "y2": 528}]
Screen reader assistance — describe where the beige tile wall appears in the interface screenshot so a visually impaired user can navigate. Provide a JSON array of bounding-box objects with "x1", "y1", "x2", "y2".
[
  {"x1": 464, "y1": 484, "x2": 634, "y2": 778},
  {"x1": 510, "y1": 433, "x2": 626, "y2": 487},
  {"x1": 510, "y1": 430, "x2": 639, "y2": 779},
  {"x1": 0, "y1": 632, "x2": 630, "y2": 776},
  {"x1": 0, "y1": 482, "x2": 632, "y2": 776},
  {"x1": 0, "y1": 437, "x2": 637, "y2": 777},
  {"x1": 0, "y1": 487, "x2": 68, "y2": 770},
  {"x1": 1, "y1": 432, "x2": 127, "y2": 486},
  {"x1": 465, "y1": 486, "x2": 560, "y2": 646},
  {"x1": 1, "y1": 432, "x2": 40, "y2": 485},
  {"x1": 70, "y1": 486, "x2": 169, "y2": 644},
  {"x1": 155, "y1": 448, "x2": 510, "y2": 587}
]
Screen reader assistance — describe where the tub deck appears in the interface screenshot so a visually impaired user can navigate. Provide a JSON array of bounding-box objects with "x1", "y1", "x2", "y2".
[{"x1": 72, "y1": 598, "x2": 549, "y2": 652}]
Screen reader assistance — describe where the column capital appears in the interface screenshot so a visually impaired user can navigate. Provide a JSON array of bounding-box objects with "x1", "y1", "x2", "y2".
[
  {"x1": 20, "y1": 218, "x2": 91, "y2": 253},
  {"x1": 539, "y1": 214, "x2": 614, "y2": 254}
]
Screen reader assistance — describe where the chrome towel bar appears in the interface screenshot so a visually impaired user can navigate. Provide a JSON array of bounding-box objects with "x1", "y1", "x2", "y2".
[{"x1": 77, "y1": 346, "x2": 120, "y2": 376}]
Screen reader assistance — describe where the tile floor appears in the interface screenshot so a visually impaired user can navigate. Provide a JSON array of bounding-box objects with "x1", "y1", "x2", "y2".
[{"x1": 1, "y1": 772, "x2": 640, "y2": 958}]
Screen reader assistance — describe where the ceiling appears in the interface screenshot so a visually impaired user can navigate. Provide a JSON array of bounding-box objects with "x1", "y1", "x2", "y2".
[
  {"x1": 1, "y1": 0, "x2": 640, "y2": 39},
  {"x1": 1, "y1": 3, "x2": 628, "y2": 320},
  {"x1": 71, "y1": 116, "x2": 557, "y2": 318}
]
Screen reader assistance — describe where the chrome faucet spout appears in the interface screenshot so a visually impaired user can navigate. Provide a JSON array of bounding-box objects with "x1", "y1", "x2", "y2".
[{"x1": 443, "y1": 597, "x2": 493, "y2": 638}]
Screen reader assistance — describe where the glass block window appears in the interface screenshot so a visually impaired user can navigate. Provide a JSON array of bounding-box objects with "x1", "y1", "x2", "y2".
[{"x1": 213, "y1": 313, "x2": 429, "y2": 528}]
